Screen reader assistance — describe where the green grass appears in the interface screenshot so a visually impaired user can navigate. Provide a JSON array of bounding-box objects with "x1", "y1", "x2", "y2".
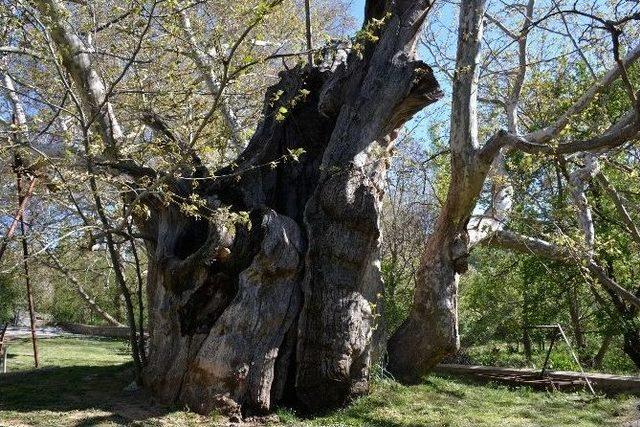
[
  {"x1": 4, "y1": 337, "x2": 131, "y2": 372},
  {"x1": 0, "y1": 337, "x2": 638, "y2": 426},
  {"x1": 284, "y1": 378, "x2": 636, "y2": 426}
]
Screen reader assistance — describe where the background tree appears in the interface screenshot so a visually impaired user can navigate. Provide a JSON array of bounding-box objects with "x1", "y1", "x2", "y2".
[
  {"x1": 388, "y1": 0, "x2": 640, "y2": 381},
  {"x1": 0, "y1": 274, "x2": 19, "y2": 350}
]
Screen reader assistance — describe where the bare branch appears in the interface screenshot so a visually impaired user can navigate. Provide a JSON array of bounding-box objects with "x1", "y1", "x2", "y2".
[{"x1": 0, "y1": 46, "x2": 41, "y2": 58}]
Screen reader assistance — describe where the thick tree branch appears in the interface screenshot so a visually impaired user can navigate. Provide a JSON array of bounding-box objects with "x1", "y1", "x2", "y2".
[
  {"x1": 506, "y1": 0, "x2": 534, "y2": 134},
  {"x1": 487, "y1": 229, "x2": 640, "y2": 310},
  {"x1": 450, "y1": 0, "x2": 487, "y2": 165},
  {"x1": 34, "y1": 0, "x2": 124, "y2": 154},
  {"x1": 565, "y1": 154, "x2": 600, "y2": 254},
  {"x1": 480, "y1": 110, "x2": 640, "y2": 161},
  {"x1": 364, "y1": 0, "x2": 387, "y2": 23},
  {"x1": 94, "y1": 159, "x2": 158, "y2": 179},
  {"x1": 467, "y1": 151, "x2": 513, "y2": 246}
]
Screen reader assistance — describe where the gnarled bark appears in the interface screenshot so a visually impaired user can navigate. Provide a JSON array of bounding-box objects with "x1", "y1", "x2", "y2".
[{"x1": 136, "y1": 0, "x2": 442, "y2": 415}]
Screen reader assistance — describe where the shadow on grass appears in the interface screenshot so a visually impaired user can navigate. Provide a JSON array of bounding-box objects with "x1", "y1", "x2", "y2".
[
  {"x1": 279, "y1": 405, "x2": 425, "y2": 427},
  {"x1": 74, "y1": 414, "x2": 130, "y2": 427},
  {"x1": 0, "y1": 362, "x2": 174, "y2": 424}
]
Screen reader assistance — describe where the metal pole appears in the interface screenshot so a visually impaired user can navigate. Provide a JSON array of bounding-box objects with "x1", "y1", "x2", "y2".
[
  {"x1": 557, "y1": 323, "x2": 595, "y2": 395},
  {"x1": 540, "y1": 329, "x2": 557, "y2": 378},
  {"x1": 304, "y1": 0, "x2": 313, "y2": 65}
]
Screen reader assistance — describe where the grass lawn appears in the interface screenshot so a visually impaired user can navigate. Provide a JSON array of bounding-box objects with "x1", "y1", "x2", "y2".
[{"x1": 0, "y1": 337, "x2": 638, "y2": 426}]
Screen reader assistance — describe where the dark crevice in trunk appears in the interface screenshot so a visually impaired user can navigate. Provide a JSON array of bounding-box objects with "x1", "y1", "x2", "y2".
[
  {"x1": 179, "y1": 272, "x2": 236, "y2": 336},
  {"x1": 174, "y1": 219, "x2": 209, "y2": 260}
]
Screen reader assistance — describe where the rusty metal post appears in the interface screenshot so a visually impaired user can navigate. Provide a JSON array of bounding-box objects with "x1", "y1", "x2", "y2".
[
  {"x1": 0, "y1": 322, "x2": 7, "y2": 373},
  {"x1": 1, "y1": 346, "x2": 7, "y2": 373},
  {"x1": 0, "y1": 176, "x2": 36, "y2": 264}
]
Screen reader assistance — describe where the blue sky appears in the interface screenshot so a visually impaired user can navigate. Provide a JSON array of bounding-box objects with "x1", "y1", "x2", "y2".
[{"x1": 348, "y1": 0, "x2": 365, "y2": 26}]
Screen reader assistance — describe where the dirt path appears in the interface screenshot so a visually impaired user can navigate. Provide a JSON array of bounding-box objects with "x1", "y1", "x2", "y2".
[{"x1": 3, "y1": 326, "x2": 72, "y2": 340}]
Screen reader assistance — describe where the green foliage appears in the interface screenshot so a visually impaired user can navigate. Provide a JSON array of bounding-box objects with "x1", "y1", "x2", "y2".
[
  {"x1": 464, "y1": 340, "x2": 637, "y2": 375},
  {"x1": 0, "y1": 274, "x2": 20, "y2": 324},
  {"x1": 352, "y1": 13, "x2": 390, "y2": 58},
  {"x1": 381, "y1": 258, "x2": 414, "y2": 333},
  {"x1": 458, "y1": 246, "x2": 639, "y2": 375},
  {"x1": 49, "y1": 280, "x2": 96, "y2": 325}
]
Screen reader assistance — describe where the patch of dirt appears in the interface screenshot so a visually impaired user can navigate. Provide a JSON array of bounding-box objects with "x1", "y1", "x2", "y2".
[{"x1": 621, "y1": 400, "x2": 640, "y2": 427}]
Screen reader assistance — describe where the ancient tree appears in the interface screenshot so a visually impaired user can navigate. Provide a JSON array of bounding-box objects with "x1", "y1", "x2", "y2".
[{"x1": 32, "y1": 0, "x2": 441, "y2": 415}]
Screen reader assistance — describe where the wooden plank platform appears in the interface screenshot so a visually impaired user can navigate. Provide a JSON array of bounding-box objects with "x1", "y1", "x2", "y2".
[{"x1": 434, "y1": 364, "x2": 640, "y2": 394}]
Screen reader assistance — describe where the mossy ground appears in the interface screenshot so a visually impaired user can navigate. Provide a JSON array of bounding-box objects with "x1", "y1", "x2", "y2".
[{"x1": 0, "y1": 337, "x2": 637, "y2": 426}]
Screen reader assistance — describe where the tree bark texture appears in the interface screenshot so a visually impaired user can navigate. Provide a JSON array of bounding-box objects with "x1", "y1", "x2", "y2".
[{"x1": 136, "y1": 0, "x2": 442, "y2": 415}]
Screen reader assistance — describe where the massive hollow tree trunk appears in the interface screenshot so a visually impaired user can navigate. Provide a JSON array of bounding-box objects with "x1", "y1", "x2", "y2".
[
  {"x1": 36, "y1": 0, "x2": 442, "y2": 414},
  {"x1": 136, "y1": 1, "x2": 442, "y2": 416}
]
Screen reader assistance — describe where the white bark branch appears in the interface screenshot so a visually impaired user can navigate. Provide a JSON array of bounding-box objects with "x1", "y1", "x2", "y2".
[
  {"x1": 34, "y1": 0, "x2": 124, "y2": 152},
  {"x1": 0, "y1": 46, "x2": 41, "y2": 58},
  {"x1": 480, "y1": 110, "x2": 640, "y2": 161},
  {"x1": 566, "y1": 154, "x2": 600, "y2": 255},
  {"x1": 178, "y1": 9, "x2": 245, "y2": 148},
  {"x1": 450, "y1": 0, "x2": 487, "y2": 164},
  {"x1": 525, "y1": 44, "x2": 640, "y2": 144},
  {"x1": 597, "y1": 172, "x2": 640, "y2": 246},
  {"x1": 468, "y1": 150, "x2": 513, "y2": 246},
  {"x1": 506, "y1": 0, "x2": 534, "y2": 134},
  {"x1": 3, "y1": 72, "x2": 27, "y2": 131}
]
